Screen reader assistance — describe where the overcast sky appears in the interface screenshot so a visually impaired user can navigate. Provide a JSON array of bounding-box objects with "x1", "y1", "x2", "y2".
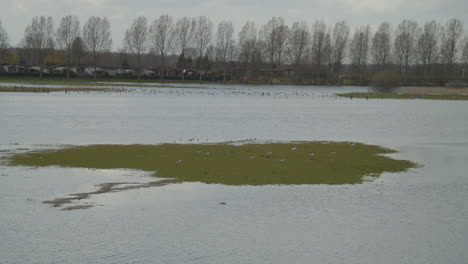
[{"x1": 1, "y1": 0, "x2": 467, "y2": 50}]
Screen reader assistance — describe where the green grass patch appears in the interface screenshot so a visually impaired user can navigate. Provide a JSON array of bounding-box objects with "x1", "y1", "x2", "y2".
[
  {"x1": 337, "y1": 92, "x2": 468, "y2": 100},
  {"x1": 9, "y1": 142, "x2": 417, "y2": 185}
]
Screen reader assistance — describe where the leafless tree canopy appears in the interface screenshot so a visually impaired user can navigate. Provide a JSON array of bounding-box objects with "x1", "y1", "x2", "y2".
[
  {"x1": 371, "y1": 22, "x2": 392, "y2": 67},
  {"x1": 71, "y1": 36, "x2": 86, "y2": 66},
  {"x1": 331, "y1": 21, "x2": 350, "y2": 74},
  {"x1": 193, "y1": 16, "x2": 213, "y2": 59},
  {"x1": 2, "y1": 15, "x2": 468, "y2": 84},
  {"x1": 260, "y1": 17, "x2": 289, "y2": 67},
  {"x1": 350, "y1": 25, "x2": 371, "y2": 83},
  {"x1": 83, "y1": 16, "x2": 112, "y2": 57},
  {"x1": 149, "y1": 15, "x2": 173, "y2": 71},
  {"x1": 172, "y1": 17, "x2": 195, "y2": 56},
  {"x1": 416, "y1": 20, "x2": 441, "y2": 77},
  {"x1": 23, "y1": 16, "x2": 55, "y2": 77},
  {"x1": 238, "y1": 21, "x2": 258, "y2": 66},
  {"x1": 56, "y1": 15, "x2": 80, "y2": 77},
  {"x1": 83, "y1": 16, "x2": 112, "y2": 76},
  {"x1": 216, "y1": 20, "x2": 235, "y2": 81},
  {"x1": 216, "y1": 20, "x2": 235, "y2": 64},
  {"x1": 124, "y1": 16, "x2": 148, "y2": 78},
  {"x1": 311, "y1": 20, "x2": 329, "y2": 77},
  {"x1": 463, "y1": 37, "x2": 468, "y2": 66},
  {"x1": 0, "y1": 19, "x2": 9, "y2": 50},
  {"x1": 287, "y1": 21, "x2": 310, "y2": 67},
  {"x1": 393, "y1": 19, "x2": 419, "y2": 77},
  {"x1": 440, "y1": 18, "x2": 464, "y2": 67},
  {"x1": 0, "y1": 19, "x2": 9, "y2": 63}
]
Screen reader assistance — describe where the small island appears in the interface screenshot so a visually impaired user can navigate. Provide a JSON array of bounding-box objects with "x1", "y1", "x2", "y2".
[{"x1": 9, "y1": 142, "x2": 417, "y2": 185}]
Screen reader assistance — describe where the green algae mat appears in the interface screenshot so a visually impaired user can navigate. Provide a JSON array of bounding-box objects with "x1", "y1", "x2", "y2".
[{"x1": 9, "y1": 142, "x2": 417, "y2": 185}]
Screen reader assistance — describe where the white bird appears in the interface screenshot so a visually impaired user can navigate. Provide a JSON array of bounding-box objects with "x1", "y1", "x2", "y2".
[
  {"x1": 250, "y1": 155, "x2": 256, "y2": 159},
  {"x1": 291, "y1": 147, "x2": 297, "y2": 151},
  {"x1": 176, "y1": 160, "x2": 183, "y2": 163},
  {"x1": 267, "y1": 152, "x2": 273, "y2": 155},
  {"x1": 309, "y1": 153, "x2": 315, "y2": 156}
]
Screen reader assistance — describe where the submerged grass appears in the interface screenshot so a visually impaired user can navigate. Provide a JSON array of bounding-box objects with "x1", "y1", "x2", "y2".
[
  {"x1": 9, "y1": 142, "x2": 417, "y2": 185},
  {"x1": 337, "y1": 92, "x2": 468, "y2": 100}
]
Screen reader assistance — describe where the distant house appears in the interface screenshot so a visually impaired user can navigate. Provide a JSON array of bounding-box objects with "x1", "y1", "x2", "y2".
[
  {"x1": 85, "y1": 67, "x2": 108, "y2": 77},
  {"x1": 52, "y1": 67, "x2": 68, "y2": 74},
  {"x1": 116, "y1": 68, "x2": 134, "y2": 77},
  {"x1": 70, "y1": 67, "x2": 85, "y2": 76},
  {"x1": 4, "y1": 65, "x2": 26, "y2": 73},
  {"x1": 28, "y1": 66, "x2": 41, "y2": 73},
  {"x1": 143, "y1": 70, "x2": 155, "y2": 76},
  {"x1": 181, "y1": 69, "x2": 201, "y2": 79}
]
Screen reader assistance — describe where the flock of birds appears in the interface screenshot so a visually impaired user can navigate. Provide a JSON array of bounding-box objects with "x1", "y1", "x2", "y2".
[
  {"x1": 173, "y1": 145, "x2": 341, "y2": 164},
  {"x1": 58, "y1": 85, "x2": 346, "y2": 99}
]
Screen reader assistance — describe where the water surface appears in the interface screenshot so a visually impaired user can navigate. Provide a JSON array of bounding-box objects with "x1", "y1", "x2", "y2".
[{"x1": 1, "y1": 84, "x2": 467, "y2": 264}]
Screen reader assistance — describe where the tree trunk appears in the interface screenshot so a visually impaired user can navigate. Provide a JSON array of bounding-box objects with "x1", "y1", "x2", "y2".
[
  {"x1": 159, "y1": 53, "x2": 167, "y2": 81},
  {"x1": 67, "y1": 54, "x2": 70, "y2": 80},
  {"x1": 94, "y1": 54, "x2": 97, "y2": 82},
  {"x1": 137, "y1": 55, "x2": 141, "y2": 81}
]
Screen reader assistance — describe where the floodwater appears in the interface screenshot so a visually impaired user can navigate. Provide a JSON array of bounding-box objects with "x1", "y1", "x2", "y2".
[{"x1": 1, "y1": 84, "x2": 467, "y2": 264}]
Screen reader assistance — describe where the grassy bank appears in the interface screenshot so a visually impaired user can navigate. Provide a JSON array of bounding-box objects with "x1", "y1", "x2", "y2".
[
  {"x1": 9, "y1": 142, "x2": 417, "y2": 185},
  {"x1": 336, "y1": 92, "x2": 468, "y2": 100},
  {"x1": 0, "y1": 76, "x2": 209, "y2": 89}
]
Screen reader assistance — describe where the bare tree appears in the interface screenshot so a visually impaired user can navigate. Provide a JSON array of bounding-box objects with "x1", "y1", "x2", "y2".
[
  {"x1": 416, "y1": 20, "x2": 441, "y2": 81},
  {"x1": 83, "y1": 16, "x2": 112, "y2": 80},
  {"x1": 23, "y1": 16, "x2": 55, "y2": 78},
  {"x1": 287, "y1": 21, "x2": 310, "y2": 69},
  {"x1": 440, "y1": 18, "x2": 464, "y2": 72},
  {"x1": 193, "y1": 16, "x2": 213, "y2": 60},
  {"x1": 371, "y1": 22, "x2": 392, "y2": 69},
  {"x1": 172, "y1": 17, "x2": 195, "y2": 79},
  {"x1": 56, "y1": 15, "x2": 80, "y2": 78},
  {"x1": 260, "y1": 17, "x2": 288, "y2": 68},
  {"x1": 71, "y1": 36, "x2": 86, "y2": 67},
  {"x1": 216, "y1": 20, "x2": 235, "y2": 82},
  {"x1": 0, "y1": 19, "x2": 9, "y2": 62},
  {"x1": 349, "y1": 25, "x2": 371, "y2": 84},
  {"x1": 323, "y1": 30, "x2": 333, "y2": 83},
  {"x1": 124, "y1": 16, "x2": 148, "y2": 80},
  {"x1": 238, "y1": 21, "x2": 258, "y2": 67},
  {"x1": 173, "y1": 17, "x2": 194, "y2": 57},
  {"x1": 331, "y1": 21, "x2": 350, "y2": 83},
  {"x1": 311, "y1": 20, "x2": 328, "y2": 82},
  {"x1": 149, "y1": 15, "x2": 173, "y2": 80},
  {"x1": 463, "y1": 37, "x2": 468, "y2": 80},
  {"x1": 393, "y1": 19, "x2": 419, "y2": 83},
  {"x1": 274, "y1": 19, "x2": 289, "y2": 66}
]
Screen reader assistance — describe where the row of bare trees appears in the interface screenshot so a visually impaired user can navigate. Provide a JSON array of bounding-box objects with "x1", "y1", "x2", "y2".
[
  {"x1": 1, "y1": 16, "x2": 468, "y2": 84},
  {"x1": 18, "y1": 16, "x2": 112, "y2": 79}
]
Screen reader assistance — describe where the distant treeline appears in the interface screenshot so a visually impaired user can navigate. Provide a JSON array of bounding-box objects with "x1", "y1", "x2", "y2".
[{"x1": 0, "y1": 16, "x2": 467, "y2": 85}]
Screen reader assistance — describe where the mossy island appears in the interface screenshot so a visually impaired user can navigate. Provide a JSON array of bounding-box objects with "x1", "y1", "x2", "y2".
[{"x1": 9, "y1": 142, "x2": 417, "y2": 185}]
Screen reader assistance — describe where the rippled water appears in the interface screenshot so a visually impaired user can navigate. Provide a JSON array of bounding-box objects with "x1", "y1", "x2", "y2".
[{"x1": 1, "y1": 84, "x2": 467, "y2": 264}]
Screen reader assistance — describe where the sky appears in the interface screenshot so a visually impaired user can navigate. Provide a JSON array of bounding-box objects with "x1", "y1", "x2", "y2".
[{"x1": 1, "y1": 0, "x2": 467, "y2": 50}]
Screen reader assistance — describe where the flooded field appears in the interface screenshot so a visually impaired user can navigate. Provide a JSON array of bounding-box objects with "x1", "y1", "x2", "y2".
[{"x1": 1, "y1": 83, "x2": 467, "y2": 264}]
